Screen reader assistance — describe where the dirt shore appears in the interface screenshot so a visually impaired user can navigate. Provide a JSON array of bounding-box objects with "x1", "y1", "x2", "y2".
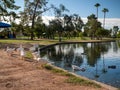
[{"x1": 0, "y1": 43, "x2": 115, "y2": 90}]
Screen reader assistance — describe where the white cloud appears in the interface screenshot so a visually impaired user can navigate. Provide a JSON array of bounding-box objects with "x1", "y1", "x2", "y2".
[
  {"x1": 42, "y1": 16, "x2": 120, "y2": 29},
  {"x1": 82, "y1": 18, "x2": 120, "y2": 29},
  {"x1": 99, "y1": 18, "x2": 120, "y2": 29},
  {"x1": 42, "y1": 16, "x2": 55, "y2": 25}
]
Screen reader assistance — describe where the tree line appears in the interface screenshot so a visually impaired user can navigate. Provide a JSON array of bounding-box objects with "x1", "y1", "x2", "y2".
[{"x1": 0, "y1": 0, "x2": 120, "y2": 41}]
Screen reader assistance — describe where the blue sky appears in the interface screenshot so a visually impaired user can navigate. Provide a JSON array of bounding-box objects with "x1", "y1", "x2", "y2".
[{"x1": 15, "y1": 0, "x2": 120, "y2": 18}]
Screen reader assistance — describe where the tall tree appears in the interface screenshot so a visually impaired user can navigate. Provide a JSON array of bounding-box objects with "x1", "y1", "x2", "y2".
[
  {"x1": 84, "y1": 14, "x2": 102, "y2": 39},
  {"x1": 54, "y1": 4, "x2": 69, "y2": 18},
  {"x1": 53, "y1": 4, "x2": 69, "y2": 42},
  {"x1": 72, "y1": 14, "x2": 84, "y2": 32},
  {"x1": 8, "y1": 11, "x2": 20, "y2": 23},
  {"x1": 102, "y1": 8, "x2": 109, "y2": 28},
  {"x1": 49, "y1": 19, "x2": 63, "y2": 41},
  {"x1": 113, "y1": 26, "x2": 119, "y2": 38},
  {"x1": 24, "y1": 0, "x2": 53, "y2": 40},
  {"x1": 63, "y1": 14, "x2": 74, "y2": 38},
  {"x1": 94, "y1": 3, "x2": 100, "y2": 19}
]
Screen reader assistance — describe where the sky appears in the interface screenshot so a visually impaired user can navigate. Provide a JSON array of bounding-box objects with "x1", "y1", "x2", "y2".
[
  {"x1": 15, "y1": 0, "x2": 120, "y2": 18},
  {"x1": 15, "y1": 0, "x2": 120, "y2": 29}
]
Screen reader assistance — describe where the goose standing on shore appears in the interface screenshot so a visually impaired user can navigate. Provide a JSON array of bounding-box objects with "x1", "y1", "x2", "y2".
[
  {"x1": 29, "y1": 44, "x2": 39, "y2": 52},
  {"x1": 32, "y1": 47, "x2": 41, "y2": 61},
  {"x1": 19, "y1": 45, "x2": 26, "y2": 60},
  {"x1": 6, "y1": 46, "x2": 15, "y2": 56}
]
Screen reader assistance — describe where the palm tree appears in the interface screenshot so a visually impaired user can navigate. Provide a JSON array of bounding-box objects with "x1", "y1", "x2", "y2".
[
  {"x1": 102, "y1": 8, "x2": 109, "y2": 28},
  {"x1": 94, "y1": 3, "x2": 100, "y2": 19},
  {"x1": 102, "y1": 52, "x2": 107, "y2": 73}
]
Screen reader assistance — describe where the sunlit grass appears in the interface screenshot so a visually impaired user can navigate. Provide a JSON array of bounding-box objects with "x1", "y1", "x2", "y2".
[
  {"x1": 0, "y1": 39, "x2": 58, "y2": 45},
  {"x1": 42, "y1": 64, "x2": 74, "y2": 77},
  {"x1": 0, "y1": 37, "x2": 117, "y2": 46},
  {"x1": 25, "y1": 51, "x2": 33, "y2": 59},
  {"x1": 65, "y1": 76, "x2": 101, "y2": 88},
  {"x1": 0, "y1": 39, "x2": 37, "y2": 43},
  {"x1": 64, "y1": 37, "x2": 91, "y2": 41}
]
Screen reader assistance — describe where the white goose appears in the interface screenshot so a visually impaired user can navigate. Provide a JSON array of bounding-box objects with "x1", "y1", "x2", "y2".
[
  {"x1": 29, "y1": 44, "x2": 39, "y2": 52},
  {"x1": 18, "y1": 45, "x2": 26, "y2": 60},
  {"x1": 16, "y1": 44, "x2": 22, "y2": 54},
  {"x1": 6, "y1": 46, "x2": 15, "y2": 56},
  {"x1": 32, "y1": 47, "x2": 41, "y2": 61}
]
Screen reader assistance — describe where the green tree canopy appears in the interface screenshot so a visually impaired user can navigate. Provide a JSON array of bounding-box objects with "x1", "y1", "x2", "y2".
[
  {"x1": 24, "y1": 0, "x2": 50, "y2": 40},
  {"x1": 84, "y1": 14, "x2": 102, "y2": 39},
  {"x1": 0, "y1": 0, "x2": 20, "y2": 20}
]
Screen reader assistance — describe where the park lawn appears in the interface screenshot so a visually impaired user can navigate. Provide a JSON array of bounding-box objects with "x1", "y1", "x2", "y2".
[
  {"x1": 0, "y1": 39, "x2": 58, "y2": 45},
  {"x1": 0, "y1": 37, "x2": 117, "y2": 45}
]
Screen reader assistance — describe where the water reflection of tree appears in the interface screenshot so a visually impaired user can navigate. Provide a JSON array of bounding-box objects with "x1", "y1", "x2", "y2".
[
  {"x1": 63, "y1": 48, "x2": 74, "y2": 67},
  {"x1": 47, "y1": 45, "x2": 64, "y2": 61},
  {"x1": 42, "y1": 42, "x2": 112, "y2": 72},
  {"x1": 82, "y1": 42, "x2": 110, "y2": 78},
  {"x1": 102, "y1": 52, "x2": 107, "y2": 73},
  {"x1": 46, "y1": 44, "x2": 84, "y2": 68},
  {"x1": 117, "y1": 40, "x2": 120, "y2": 48},
  {"x1": 113, "y1": 41, "x2": 119, "y2": 53},
  {"x1": 85, "y1": 43, "x2": 101, "y2": 67},
  {"x1": 100, "y1": 42, "x2": 110, "y2": 73},
  {"x1": 84, "y1": 42, "x2": 110, "y2": 66},
  {"x1": 72, "y1": 55, "x2": 83, "y2": 66}
]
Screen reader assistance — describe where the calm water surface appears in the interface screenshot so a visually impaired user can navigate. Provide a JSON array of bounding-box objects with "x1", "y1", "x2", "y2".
[{"x1": 41, "y1": 41, "x2": 120, "y2": 88}]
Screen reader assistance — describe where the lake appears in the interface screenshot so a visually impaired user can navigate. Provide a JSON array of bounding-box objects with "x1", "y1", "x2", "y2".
[{"x1": 40, "y1": 41, "x2": 120, "y2": 88}]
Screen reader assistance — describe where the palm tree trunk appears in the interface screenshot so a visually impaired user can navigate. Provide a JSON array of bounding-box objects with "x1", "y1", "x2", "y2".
[
  {"x1": 97, "y1": 7, "x2": 98, "y2": 19},
  {"x1": 103, "y1": 12, "x2": 106, "y2": 28}
]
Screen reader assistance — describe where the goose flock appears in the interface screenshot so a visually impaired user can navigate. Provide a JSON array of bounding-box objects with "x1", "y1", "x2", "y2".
[{"x1": 5, "y1": 44, "x2": 41, "y2": 61}]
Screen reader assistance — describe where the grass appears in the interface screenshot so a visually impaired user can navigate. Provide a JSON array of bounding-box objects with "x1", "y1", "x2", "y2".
[
  {"x1": 0, "y1": 37, "x2": 117, "y2": 45},
  {"x1": 65, "y1": 76, "x2": 101, "y2": 88},
  {"x1": 42, "y1": 64, "x2": 74, "y2": 77},
  {"x1": 0, "y1": 39, "x2": 58, "y2": 45},
  {"x1": 25, "y1": 51, "x2": 33, "y2": 59},
  {"x1": 42, "y1": 64, "x2": 101, "y2": 88}
]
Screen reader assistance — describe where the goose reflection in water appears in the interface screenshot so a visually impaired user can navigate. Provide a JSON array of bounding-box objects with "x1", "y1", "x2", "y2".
[{"x1": 72, "y1": 65, "x2": 86, "y2": 72}]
